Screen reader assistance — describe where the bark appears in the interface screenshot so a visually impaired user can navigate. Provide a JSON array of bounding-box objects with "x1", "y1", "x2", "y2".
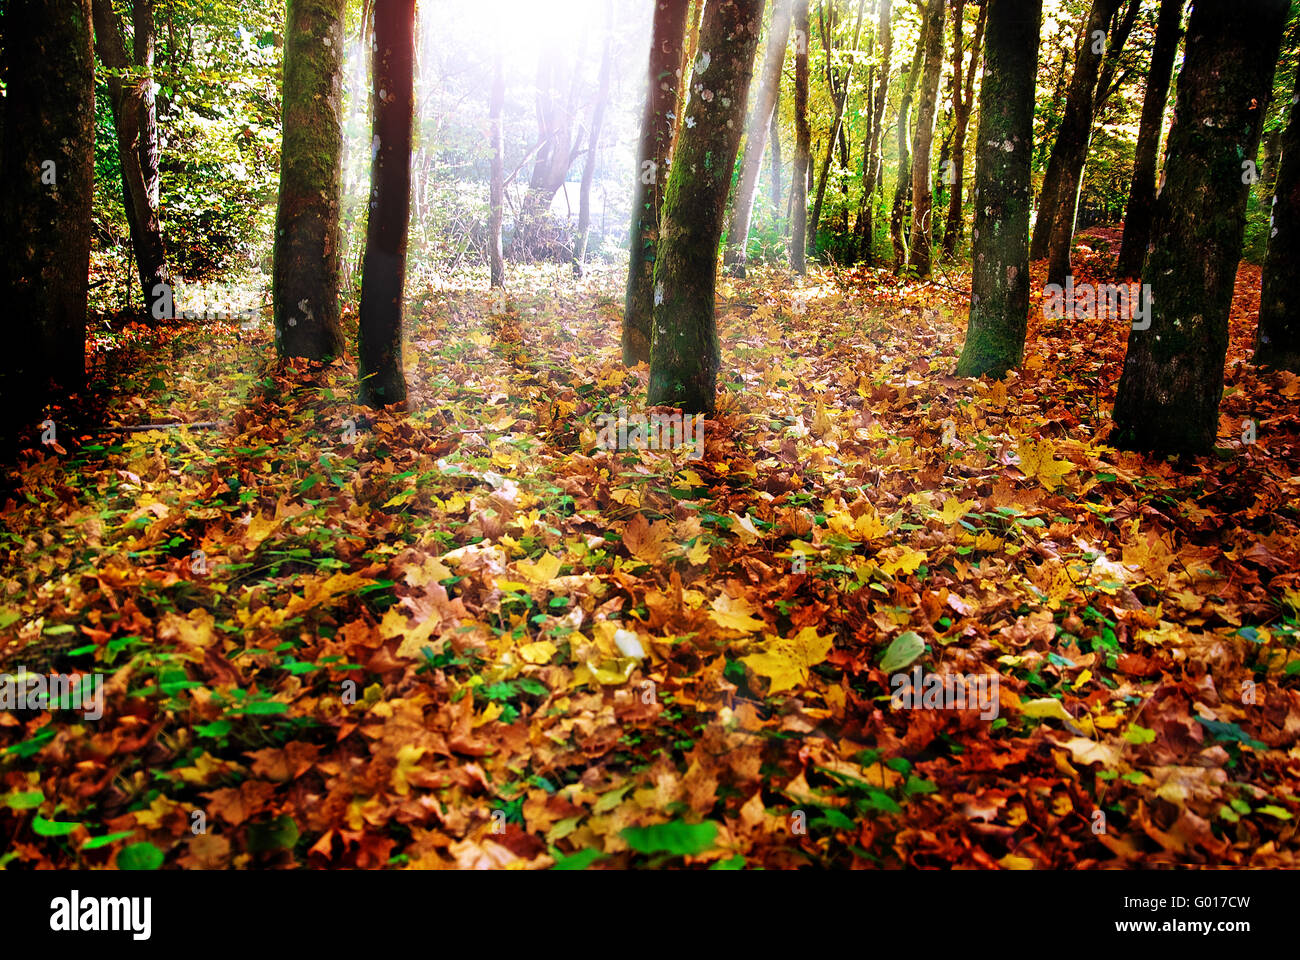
[
  {"x1": 906, "y1": 0, "x2": 946, "y2": 276},
  {"x1": 889, "y1": 33, "x2": 926, "y2": 271},
  {"x1": 724, "y1": 0, "x2": 794, "y2": 277},
  {"x1": 672, "y1": 0, "x2": 705, "y2": 157},
  {"x1": 489, "y1": 37, "x2": 506, "y2": 288},
  {"x1": 768, "y1": 84, "x2": 784, "y2": 218},
  {"x1": 790, "y1": 0, "x2": 812, "y2": 273},
  {"x1": 855, "y1": 0, "x2": 891, "y2": 264},
  {"x1": 358, "y1": 0, "x2": 415, "y2": 408},
  {"x1": 92, "y1": 0, "x2": 172, "y2": 312},
  {"x1": 273, "y1": 0, "x2": 347, "y2": 360},
  {"x1": 648, "y1": 0, "x2": 765, "y2": 412},
  {"x1": 1115, "y1": 0, "x2": 1182, "y2": 277},
  {"x1": 954, "y1": 0, "x2": 1042, "y2": 379},
  {"x1": 624, "y1": 0, "x2": 691, "y2": 365},
  {"x1": 1112, "y1": 0, "x2": 1287, "y2": 454},
  {"x1": 1256, "y1": 59, "x2": 1300, "y2": 370},
  {"x1": 809, "y1": 0, "x2": 867, "y2": 259},
  {"x1": 574, "y1": 15, "x2": 614, "y2": 277},
  {"x1": 1045, "y1": 0, "x2": 1137, "y2": 285},
  {"x1": 941, "y1": 0, "x2": 986, "y2": 259},
  {"x1": 0, "y1": 0, "x2": 95, "y2": 417}
]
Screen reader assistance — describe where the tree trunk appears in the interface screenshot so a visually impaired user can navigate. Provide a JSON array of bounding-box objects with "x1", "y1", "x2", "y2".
[
  {"x1": 648, "y1": 0, "x2": 764, "y2": 412},
  {"x1": 0, "y1": 0, "x2": 95, "y2": 420},
  {"x1": 941, "y1": 0, "x2": 986, "y2": 259},
  {"x1": 489, "y1": 36, "x2": 506, "y2": 288},
  {"x1": 954, "y1": 0, "x2": 1042, "y2": 379},
  {"x1": 358, "y1": 0, "x2": 415, "y2": 408},
  {"x1": 790, "y1": 0, "x2": 812, "y2": 274},
  {"x1": 273, "y1": 0, "x2": 347, "y2": 360},
  {"x1": 855, "y1": 0, "x2": 892, "y2": 265},
  {"x1": 809, "y1": 0, "x2": 867, "y2": 259},
  {"x1": 574, "y1": 14, "x2": 613, "y2": 278},
  {"x1": 906, "y1": 0, "x2": 945, "y2": 276},
  {"x1": 672, "y1": 0, "x2": 705, "y2": 157},
  {"x1": 724, "y1": 0, "x2": 793, "y2": 277},
  {"x1": 624, "y1": 0, "x2": 691, "y2": 365},
  {"x1": 768, "y1": 84, "x2": 784, "y2": 219},
  {"x1": 1112, "y1": 0, "x2": 1287, "y2": 453},
  {"x1": 889, "y1": 34, "x2": 926, "y2": 272},
  {"x1": 1115, "y1": 0, "x2": 1182, "y2": 277},
  {"x1": 92, "y1": 0, "x2": 172, "y2": 313},
  {"x1": 1256, "y1": 55, "x2": 1300, "y2": 370}
]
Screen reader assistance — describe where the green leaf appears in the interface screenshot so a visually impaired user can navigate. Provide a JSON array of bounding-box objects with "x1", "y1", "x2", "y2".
[
  {"x1": 709, "y1": 855, "x2": 746, "y2": 870},
  {"x1": 118, "y1": 842, "x2": 164, "y2": 870},
  {"x1": 879, "y1": 631, "x2": 925, "y2": 673},
  {"x1": 1124, "y1": 723, "x2": 1156, "y2": 745},
  {"x1": 5, "y1": 790, "x2": 44, "y2": 810},
  {"x1": 551, "y1": 847, "x2": 604, "y2": 870},
  {"x1": 247, "y1": 814, "x2": 299, "y2": 853},
  {"x1": 1255, "y1": 805, "x2": 1292, "y2": 820},
  {"x1": 82, "y1": 831, "x2": 135, "y2": 850},
  {"x1": 621, "y1": 820, "x2": 718, "y2": 857},
  {"x1": 32, "y1": 815, "x2": 80, "y2": 836}
]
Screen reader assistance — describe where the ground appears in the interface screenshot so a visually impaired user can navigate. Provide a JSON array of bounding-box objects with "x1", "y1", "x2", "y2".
[{"x1": 3, "y1": 244, "x2": 1300, "y2": 869}]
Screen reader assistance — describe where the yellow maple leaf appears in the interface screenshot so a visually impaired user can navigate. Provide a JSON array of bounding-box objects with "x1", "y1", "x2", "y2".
[
  {"x1": 516, "y1": 553, "x2": 563, "y2": 584},
  {"x1": 879, "y1": 546, "x2": 927, "y2": 577},
  {"x1": 940, "y1": 497, "x2": 976, "y2": 526},
  {"x1": 741, "y1": 627, "x2": 835, "y2": 694},
  {"x1": 1016, "y1": 438, "x2": 1074, "y2": 490},
  {"x1": 708, "y1": 593, "x2": 767, "y2": 633},
  {"x1": 518, "y1": 639, "x2": 557, "y2": 665}
]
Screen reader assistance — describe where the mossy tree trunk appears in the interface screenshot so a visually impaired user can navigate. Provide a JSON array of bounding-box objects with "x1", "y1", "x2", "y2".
[
  {"x1": 789, "y1": 0, "x2": 811, "y2": 274},
  {"x1": 358, "y1": 0, "x2": 415, "y2": 408},
  {"x1": 954, "y1": 0, "x2": 1042, "y2": 379},
  {"x1": 624, "y1": 0, "x2": 690, "y2": 365},
  {"x1": 273, "y1": 0, "x2": 347, "y2": 360},
  {"x1": 1112, "y1": 0, "x2": 1288, "y2": 454},
  {"x1": 92, "y1": 0, "x2": 172, "y2": 313},
  {"x1": 723, "y1": 0, "x2": 793, "y2": 278},
  {"x1": 1257, "y1": 58, "x2": 1300, "y2": 371},
  {"x1": 0, "y1": 0, "x2": 95, "y2": 423},
  {"x1": 906, "y1": 0, "x2": 946, "y2": 276},
  {"x1": 648, "y1": 0, "x2": 764, "y2": 413},
  {"x1": 1115, "y1": 0, "x2": 1183, "y2": 278}
]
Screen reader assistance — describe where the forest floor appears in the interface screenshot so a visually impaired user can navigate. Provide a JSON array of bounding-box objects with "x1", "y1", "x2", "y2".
[{"x1": 3, "y1": 240, "x2": 1300, "y2": 869}]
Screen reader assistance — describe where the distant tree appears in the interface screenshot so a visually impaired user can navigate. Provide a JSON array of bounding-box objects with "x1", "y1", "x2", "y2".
[
  {"x1": 855, "y1": 0, "x2": 892, "y2": 265},
  {"x1": 1256, "y1": 46, "x2": 1300, "y2": 371},
  {"x1": 1115, "y1": 0, "x2": 1183, "y2": 277},
  {"x1": 648, "y1": 0, "x2": 764, "y2": 411},
  {"x1": 906, "y1": 0, "x2": 946, "y2": 276},
  {"x1": 723, "y1": 0, "x2": 793, "y2": 278},
  {"x1": 1112, "y1": 0, "x2": 1288, "y2": 453},
  {"x1": 489, "y1": 32, "x2": 506, "y2": 289},
  {"x1": 940, "y1": 0, "x2": 987, "y2": 260},
  {"x1": 0, "y1": 0, "x2": 95, "y2": 422},
  {"x1": 954, "y1": 0, "x2": 1042, "y2": 379},
  {"x1": 574, "y1": 6, "x2": 614, "y2": 278},
  {"x1": 624, "y1": 0, "x2": 691, "y2": 365},
  {"x1": 889, "y1": 33, "x2": 925, "y2": 272},
  {"x1": 273, "y1": 0, "x2": 347, "y2": 360},
  {"x1": 809, "y1": 0, "x2": 868, "y2": 259},
  {"x1": 358, "y1": 0, "x2": 416, "y2": 407},
  {"x1": 790, "y1": 0, "x2": 812, "y2": 274}
]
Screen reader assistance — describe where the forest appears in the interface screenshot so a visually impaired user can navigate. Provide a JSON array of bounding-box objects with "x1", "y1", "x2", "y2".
[{"x1": 1, "y1": 0, "x2": 1299, "y2": 874}]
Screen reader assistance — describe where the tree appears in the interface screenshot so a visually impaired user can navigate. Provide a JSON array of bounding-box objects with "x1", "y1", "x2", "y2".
[
  {"x1": 358, "y1": 0, "x2": 416, "y2": 408},
  {"x1": 854, "y1": 0, "x2": 891, "y2": 264},
  {"x1": 92, "y1": 0, "x2": 172, "y2": 312},
  {"x1": 940, "y1": 0, "x2": 986, "y2": 260},
  {"x1": 768, "y1": 84, "x2": 785, "y2": 220},
  {"x1": 790, "y1": 0, "x2": 812, "y2": 274},
  {"x1": 954, "y1": 0, "x2": 1042, "y2": 379},
  {"x1": 624, "y1": 0, "x2": 691, "y2": 365},
  {"x1": 808, "y1": 0, "x2": 868, "y2": 259},
  {"x1": 723, "y1": 0, "x2": 794, "y2": 277},
  {"x1": 1256, "y1": 53, "x2": 1300, "y2": 370},
  {"x1": 906, "y1": 0, "x2": 945, "y2": 276},
  {"x1": 889, "y1": 33, "x2": 926, "y2": 271},
  {"x1": 489, "y1": 33, "x2": 506, "y2": 289},
  {"x1": 0, "y1": 0, "x2": 95, "y2": 419},
  {"x1": 574, "y1": 9, "x2": 614, "y2": 278},
  {"x1": 648, "y1": 0, "x2": 765, "y2": 411},
  {"x1": 1112, "y1": 0, "x2": 1288, "y2": 454},
  {"x1": 1115, "y1": 0, "x2": 1183, "y2": 278},
  {"x1": 272, "y1": 0, "x2": 348, "y2": 360}
]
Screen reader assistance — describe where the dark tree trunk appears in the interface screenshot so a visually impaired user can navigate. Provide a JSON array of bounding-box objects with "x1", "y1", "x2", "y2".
[
  {"x1": 941, "y1": 0, "x2": 986, "y2": 259},
  {"x1": 907, "y1": 0, "x2": 946, "y2": 276},
  {"x1": 273, "y1": 0, "x2": 347, "y2": 360},
  {"x1": 92, "y1": 0, "x2": 171, "y2": 312},
  {"x1": 1115, "y1": 0, "x2": 1182, "y2": 277},
  {"x1": 724, "y1": 0, "x2": 793, "y2": 277},
  {"x1": 624, "y1": 0, "x2": 690, "y2": 365},
  {"x1": 648, "y1": 0, "x2": 764, "y2": 412},
  {"x1": 1256, "y1": 56, "x2": 1300, "y2": 370},
  {"x1": 574, "y1": 15, "x2": 613, "y2": 277},
  {"x1": 1112, "y1": 0, "x2": 1287, "y2": 453},
  {"x1": 790, "y1": 0, "x2": 812, "y2": 273},
  {"x1": 1029, "y1": 0, "x2": 1118, "y2": 263},
  {"x1": 954, "y1": 0, "x2": 1042, "y2": 379},
  {"x1": 0, "y1": 0, "x2": 95, "y2": 422},
  {"x1": 489, "y1": 37, "x2": 506, "y2": 288},
  {"x1": 855, "y1": 0, "x2": 892, "y2": 264},
  {"x1": 890, "y1": 35, "x2": 926, "y2": 272},
  {"x1": 358, "y1": 0, "x2": 415, "y2": 408}
]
